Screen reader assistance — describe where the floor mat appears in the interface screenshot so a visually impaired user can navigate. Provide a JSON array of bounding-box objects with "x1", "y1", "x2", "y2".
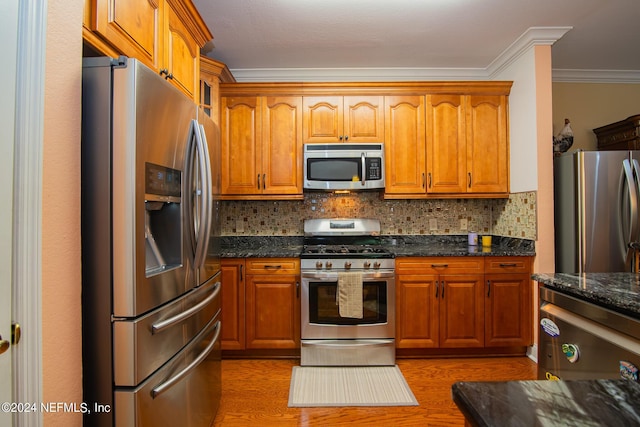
[{"x1": 288, "y1": 365, "x2": 419, "y2": 407}]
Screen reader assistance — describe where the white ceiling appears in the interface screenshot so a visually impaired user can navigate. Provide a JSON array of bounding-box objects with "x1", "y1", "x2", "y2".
[{"x1": 193, "y1": 0, "x2": 640, "y2": 82}]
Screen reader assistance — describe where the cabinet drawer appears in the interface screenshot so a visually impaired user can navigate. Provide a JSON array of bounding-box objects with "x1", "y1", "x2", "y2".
[
  {"x1": 396, "y1": 257, "x2": 484, "y2": 274},
  {"x1": 484, "y1": 257, "x2": 531, "y2": 274},
  {"x1": 245, "y1": 258, "x2": 300, "y2": 275}
]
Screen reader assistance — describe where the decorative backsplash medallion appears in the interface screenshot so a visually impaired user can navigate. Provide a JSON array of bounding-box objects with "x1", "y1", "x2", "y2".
[{"x1": 221, "y1": 191, "x2": 537, "y2": 240}]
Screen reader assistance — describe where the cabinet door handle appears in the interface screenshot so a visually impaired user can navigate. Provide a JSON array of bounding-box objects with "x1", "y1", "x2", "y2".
[
  {"x1": 441, "y1": 281, "x2": 445, "y2": 299},
  {"x1": 240, "y1": 264, "x2": 243, "y2": 281},
  {"x1": 345, "y1": 135, "x2": 349, "y2": 141},
  {"x1": 296, "y1": 281, "x2": 300, "y2": 298},
  {"x1": 262, "y1": 174, "x2": 266, "y2": 190},
  {"x1": 487, "y1": 280, "x2": 491, "y2": 297},
  {"x1": 339, "y1": 135, "x2": 344, "y2": 141},
  {"x1": 428, "y1": 173, "x2": 432, "y2": 189},
  {"x1": 468, "y1": 172, "x2": 472, "y2": 188},
  {"x1": 435, "y1": 280, "x2": 439, "y2": 298},
  {"x1": 257, "y1": 174, "x2": 261, "y2": 190},
  {"x1": 422, "y1": 173, "x2": 426, "y2": 189}
]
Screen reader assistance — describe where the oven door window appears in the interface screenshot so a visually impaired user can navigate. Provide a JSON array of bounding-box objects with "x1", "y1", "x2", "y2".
[{"x1": 308, "y1": 280, "x2": 387, "y2": 325}]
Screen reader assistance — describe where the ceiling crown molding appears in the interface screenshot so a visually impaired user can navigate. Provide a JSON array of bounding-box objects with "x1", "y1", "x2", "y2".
[
  {"x1": 487, "y1": 26, "x2": 573, "y2": 78},
  {"x1": 227, "y1": 26, "x2": 585, "y2": 83},
  {"x1": 552, "y1": 68, "x2": 640, "y2": 83}
]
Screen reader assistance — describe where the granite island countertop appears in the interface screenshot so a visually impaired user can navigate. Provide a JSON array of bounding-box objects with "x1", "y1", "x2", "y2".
[
  {"x1": 220, "y1": 235, "x2": 536, "y2": 258},
  {"x1": 452, "y1": 379, "x2": 640, "y2": 427},
  {"x1": 533, "y1": 272, "x2": 640, "y2": 319}
]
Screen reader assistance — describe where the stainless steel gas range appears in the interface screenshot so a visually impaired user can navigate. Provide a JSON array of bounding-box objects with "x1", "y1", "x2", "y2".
[{"x1": 300, "y1": 218, "x2": 395, "y2": 366}]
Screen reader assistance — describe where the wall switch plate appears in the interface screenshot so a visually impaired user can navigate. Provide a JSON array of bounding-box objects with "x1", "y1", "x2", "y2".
[
  {"x1": 460, "y1": 218, "x2": 468, "y2": 230},
  {"x1": 429, "y1": 219, "x2": 438, "y2": 231}
]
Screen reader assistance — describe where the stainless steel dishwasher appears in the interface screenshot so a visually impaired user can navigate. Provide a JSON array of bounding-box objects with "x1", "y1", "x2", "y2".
[{"x1": 539, "y1": 287, "x2": 640, "y2": 381}]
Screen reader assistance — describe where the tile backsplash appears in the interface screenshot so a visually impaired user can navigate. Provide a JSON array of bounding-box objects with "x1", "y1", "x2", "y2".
[{"x1": 221, "y1": 191, "x2": 537, "y2": 240}]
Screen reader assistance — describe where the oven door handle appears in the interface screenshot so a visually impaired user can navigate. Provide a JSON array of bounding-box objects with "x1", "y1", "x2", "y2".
[{"x1": 301, "y1": 271, "x2": 395, "y2": 280}]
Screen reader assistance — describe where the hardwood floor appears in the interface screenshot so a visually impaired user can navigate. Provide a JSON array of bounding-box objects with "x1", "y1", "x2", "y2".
[{"x1": 213, "y1": 357, "x2": 538, "y2": 426}]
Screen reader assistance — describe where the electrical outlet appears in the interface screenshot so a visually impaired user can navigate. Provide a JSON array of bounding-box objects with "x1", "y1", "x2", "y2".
[
  {"x1": 236, "y1": 219, "x2": 244, "y2": 233},
  {"x1": 429, "y1": 219, "x2": 438, "y2": 231},
  {"x1": 460, "y1": 218, "x2": 468, "y2": 230}
]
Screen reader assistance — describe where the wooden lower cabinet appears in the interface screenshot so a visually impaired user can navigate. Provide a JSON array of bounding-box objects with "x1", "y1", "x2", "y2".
[
  {"x1": 220, "y1": 259, "x2": 245, "y2": 350},
  {"x1": 396, "y1": 257, "x2": 484, "y2": 349},
  {"x1": 484, "y1": 257, "x2": 533, "y2": 347},
  {"x1": 221, "y1": 258, "x2": 300, "y2": 352},
  {"x1": 396, "y1": 256, "x2": 532, "y2": 353}
]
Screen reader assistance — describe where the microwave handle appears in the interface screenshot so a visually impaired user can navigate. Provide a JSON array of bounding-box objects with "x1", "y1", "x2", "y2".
[{"x1": 361, "y1": 152, "x2": 366, "y2": 186}]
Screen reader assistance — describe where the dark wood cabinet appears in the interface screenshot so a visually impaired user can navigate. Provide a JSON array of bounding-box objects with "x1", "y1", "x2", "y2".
[
  {"x1": 396, "y1": 256, "x2": 533, "y2": 354},
  {"x1": 484, "y1": 257, "x2": 533, "y2": 347},
  {"x1": 594, "y1": 115, "x2": 640, "y2": 150},
  {"x1": 396, "y1": 257, "x2": 484, "y2": 349}
]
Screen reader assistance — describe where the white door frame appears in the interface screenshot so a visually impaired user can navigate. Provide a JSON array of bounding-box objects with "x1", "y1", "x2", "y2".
[{"x1": 12, "y1": 0, "x2": 48, "y2": 426}]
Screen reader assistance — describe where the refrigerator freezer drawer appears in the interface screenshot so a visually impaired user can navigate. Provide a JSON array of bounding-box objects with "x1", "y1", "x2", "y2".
[
  {"x1": 114, "y1": 315, "x2": 222, "y2": 427},
  {"x1": 539, "y1": 302, "x2": 640, "y2": 380},
  {"x1": 113, "y1": 275, "x2": 221, "y2": 386}
]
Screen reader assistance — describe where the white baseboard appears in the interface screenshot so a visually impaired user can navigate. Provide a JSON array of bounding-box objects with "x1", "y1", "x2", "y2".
[{"x1": 527, "y1": 344, "x2": 538, "y2": 364}]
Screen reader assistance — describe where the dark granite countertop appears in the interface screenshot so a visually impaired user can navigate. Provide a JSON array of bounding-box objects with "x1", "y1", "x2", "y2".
[
  {"x1": 533, "y1": 272, "x2": 640, "y2": 319},
  {"x1": 452, "y1": 379, "x2": 640, "y2": 427},
  {"x1": 220, "y1": 235, "x2": 535, "y2": 258}
]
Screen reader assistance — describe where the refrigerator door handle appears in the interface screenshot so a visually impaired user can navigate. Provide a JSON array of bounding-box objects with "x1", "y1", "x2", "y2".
[
  {"x1": 620, "y1": 159, "x2": 639, "y2": 270},
  {"x1": 151, "y1": 281, "x2": 221, "y2": 334},
  {"x1": 193, "y1": 123, "x2": 213, "y2": 270},
  {"x1": 151, "y1": 319, "x2": 221, "y2": 398}
]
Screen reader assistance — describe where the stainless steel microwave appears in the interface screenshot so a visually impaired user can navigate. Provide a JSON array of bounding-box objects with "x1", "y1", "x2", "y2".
[{"x1": 303, "y1": 143, "x2": 385, "y2": 191}]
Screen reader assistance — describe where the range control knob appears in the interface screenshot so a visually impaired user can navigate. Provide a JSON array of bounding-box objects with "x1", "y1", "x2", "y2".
[
  {"x1": 364, "y1": 261, "x2": 371, "y2": 269},
  {"x1": 373, "y1": 262, "x2": 381, "y2": 269},
  {"x1": 315, "y1": 261, "x2": 323, "y2": 270},
  {"x1": 344, "y1": 262, "x2": 352, "y2": 270},
  {"x1": 326, "y1": 261, "x2": 332, "y2": 269}
]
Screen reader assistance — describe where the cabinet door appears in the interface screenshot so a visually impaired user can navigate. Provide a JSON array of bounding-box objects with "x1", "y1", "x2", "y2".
[
  {"x1": 466, "y1": 95, "x2": 508, "y2": 193},
  {"x1": 439, "y1": 275, "x2": 484, "y2": 348},
  {"x1": 485, "y1": 273, "x2": 532, "y2": 347},
  {"x1": 261, "y1": 97, "x2": 303, "y2": 195},
  {"x1": 426, "y1": 94, "x2": 467, "y2": 193},
  {"x1": 221, "y1": 97, "x2": 261, "y2": 195},
  {"x1": 246, "y1": 274, "x2": 300, "y2": 349},
  {"x1": 343, "y1": 96, "x2": 384, "y2": 142},
  {"x1": 164, "y1": 2, "x2": 199, "y2": 101},
  {"x1": 92, "y1": 0, "x2": 162, "y2": 69},
  {"x1": 303, "y1": 96, "x2": 343, "y2": 143},
  {"x1": 396, "y1": 274, "x2": 439, "y2": 348},
  {"x1": 384, "y1": 96, "x2": 427, "y2": 195},
  {"x1": 221, "y1": 259, "x2": 245, "y2": 350}
]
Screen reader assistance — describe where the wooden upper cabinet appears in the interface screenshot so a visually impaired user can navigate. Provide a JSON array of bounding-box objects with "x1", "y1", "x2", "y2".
[
  {"x1": 426, "y1": 94, "x2": 467, "y2": 194},
  {"x1": 221, "y1": 96, "x2": 303, "y2": 198},
  {"x1": 163, "y1": 1, "x2": 199, "y2": 101},
  {"x1": 465, "y1": 95, "x2": 509, "y2": 194},
  {"x1": 384, "y1": 96, "x2": 427, "y2": 195},
  {"x1": 92, "y1": 0, "x2": 162, "y2": 69},
  {"x1": 303, "y1": 96, "x2": 384, "y2": 143},
  {"x1": 86, "y1": 0, "x2": 212, "y2": 102},
  {"x1": 221, "y1": 97, "x2": 261, "y2": 195},
  {"x1": 261, "y1": 97, "x2": 303, "y2": 195}
]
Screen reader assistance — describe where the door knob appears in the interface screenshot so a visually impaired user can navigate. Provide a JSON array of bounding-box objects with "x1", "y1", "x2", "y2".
[{"x1": 0, "y1": 335, "x2": 9, "y2": 355}]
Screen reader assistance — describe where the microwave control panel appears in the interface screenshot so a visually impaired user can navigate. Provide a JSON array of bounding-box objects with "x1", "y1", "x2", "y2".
[{"x1": 365, "y1": 158, "x2": 382, "y2": 180}]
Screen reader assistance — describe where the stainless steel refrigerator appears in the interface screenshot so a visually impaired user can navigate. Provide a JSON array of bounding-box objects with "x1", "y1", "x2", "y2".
[
  {"x1": 554, "y1": 150, "x2": 640, "y2": 273},
  {"x1": 81, "y1": 56, "x2": 221, "y2": 427}
]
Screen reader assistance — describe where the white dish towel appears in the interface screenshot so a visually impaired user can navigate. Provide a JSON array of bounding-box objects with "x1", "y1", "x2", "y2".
[{"x1": 337, "y1": 271, "x2": 363, "y2": 318}]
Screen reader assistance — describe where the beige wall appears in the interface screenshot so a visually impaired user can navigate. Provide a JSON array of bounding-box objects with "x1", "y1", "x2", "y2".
[
  {"x1": 43, "y1": 0, "x2": 83, "y2": 425},
  {"x1": 553, "y1": 82, "x2": 640, "y2": 151}
]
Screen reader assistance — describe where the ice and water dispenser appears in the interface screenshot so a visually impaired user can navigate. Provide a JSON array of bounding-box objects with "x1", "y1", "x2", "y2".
[{"x1": 144, "y1": 162, "x2": 182, "y2": 276}]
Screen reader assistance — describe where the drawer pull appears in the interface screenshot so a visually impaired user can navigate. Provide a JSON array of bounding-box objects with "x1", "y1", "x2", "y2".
[
  {"x1": 499, "y1": 263, "x2": 518, "y2": 268},
  {"x1": 431, "y1": 264, "x2": 449, "y2": 268},
  {"x1": 264, "y1": 265, "x2": 282, "y2": 270}
]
